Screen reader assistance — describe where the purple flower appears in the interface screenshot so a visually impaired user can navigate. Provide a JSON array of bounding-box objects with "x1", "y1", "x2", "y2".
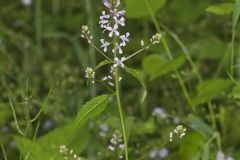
[
  {"x1": 114, "y1": 57, "x2": 126, "y2": 68},
  {"x1": 120, "y1": 32, "x2": 130, "y2": 47},
  {"x1": 100, "y1": 39, "x2": 110, "y2": 52}
]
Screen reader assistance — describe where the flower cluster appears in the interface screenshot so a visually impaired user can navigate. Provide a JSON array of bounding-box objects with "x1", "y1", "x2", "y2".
[
  {"x1": 85, "y1": 67, "x2": 95, "y2": 84},
  {"x1": 150, "y1": 33, "x2": 162, "y2": 44},
  {"x1": 99, "y1": 0, "x2": 128, "y2": 64},
  {"x1": 169, "y1": 125, "x2": 186, "y2": 142},
  {"x1": 81, "y1": 25, "x2": 93, "y2": 44},
  {"x1": 217, "y1": 151, "x2": 235, "y2": 160},
  {"x1": 81, "y1": 0, "x2": 163, "y2": 88},
  {"x1": 108, "y1": 130, "x2": 125, "y2": 152},
  {"x1": 59, "y1": 145, "x2": 82, "y2": 160}
]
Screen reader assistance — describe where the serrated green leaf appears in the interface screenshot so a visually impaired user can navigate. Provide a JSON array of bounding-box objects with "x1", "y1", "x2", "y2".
[
  {"x1": 72, "y1": 94, "x2": 111, "y2": 134},
  {"x1": 142, "y1": 55, "x2": 186, "y2": 80},
  {"x1": 95, "y1": 60, "x2": 112, "y2": 71},
  {"x1": 38, "y1": 122, "x2": 89, "y2": 156},
  {"x1": 125, "y1": 67, "x2": 147, "y2": 103},
  {"x1": 192, "y1": 79, "x2": 232, "y2": 105},
  {"x1": 206, "y1": 3, "x2": 233, "y2": 15},
  {"x1": 185, "y1": 114, "x2": 213, "y2": 136},
  {"x1": 125, "y1": 0, "x2": 166, "y2": 18}
]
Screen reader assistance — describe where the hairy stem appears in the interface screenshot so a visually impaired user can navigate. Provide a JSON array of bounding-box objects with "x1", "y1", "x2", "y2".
[{"x1": 113, "y1": 35, "x2": 129, "y2": 160}]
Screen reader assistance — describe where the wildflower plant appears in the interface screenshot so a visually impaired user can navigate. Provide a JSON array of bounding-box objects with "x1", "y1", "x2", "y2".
[{"x1": 80, "y1": 0, "x2": 161, "y2": 159}]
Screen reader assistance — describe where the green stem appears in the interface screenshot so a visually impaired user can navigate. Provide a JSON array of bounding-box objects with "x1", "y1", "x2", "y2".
[
  {"x1": 231, "y1": 33, "x2": 235, "y2": 76},
  {"x1": 91, "y1": 43, "x2": 113, "y2": 62},
  {"x1": 125, "y1": 45, "x2": 151, "y2": 61},
  {"x1": 144, "y1": 0, "x2": 195, "y2": 112},
  {"x1": 113, "y1": 35, "x2": 129, "y2": 160},
  {"x1": 35, "y1": 0, "x2": 42, "y2": 58},
  {"x1": 208, "y1": 102, "x2": 217, "y2": 130},
  {"x1": 8, "y1": 95, "x2": 24, "y2": 136},
  {"x1": 115, "y1": 73, "x2": 129, "y2": 160},
  {"x1": 1, "y1": 143, "x2": 8, "y2": 160},
  {"x1": 85, "y1": 0, "x2": 96, "y2": 98}
]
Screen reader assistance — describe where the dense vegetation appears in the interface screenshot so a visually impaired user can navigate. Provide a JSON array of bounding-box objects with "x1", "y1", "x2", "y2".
[{"x1": 0, "y1": 0, "x2": 240, "y2": 159}]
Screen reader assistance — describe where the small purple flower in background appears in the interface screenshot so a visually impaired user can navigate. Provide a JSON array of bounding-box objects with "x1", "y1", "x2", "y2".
[
  {"x1": 159, "y1": 148, "x2": 169, "y2": 158},
  {"x1": 99, "y1": 123, "x2": 109, "y2": 137},
  {"x1": 21, "y1": 0, "x2": 32, "y2": 6},
  {"x1": 149, "y1": 148, "x2": 169, "y2": 159},
  {"x1": 152, "y1": 107, "x2": 167, "y2": 120},
  {"x1": 217, "y1": 151, "x2": 235, "y2": 160},
  {"x1": 42, "y1": 119, "x2": 54, "y2": 131}
]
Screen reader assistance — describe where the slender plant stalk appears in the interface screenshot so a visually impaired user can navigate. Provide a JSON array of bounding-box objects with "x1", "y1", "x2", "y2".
[
  {"x1": 33, "y1": 119, "x2": 41, "y2": 142},
  {"x1": 24, "y1": 80, "x2": 32, "y2": 136},
  {"x1": 91, "y1": 44, "x2": 113, "y2": 62},
  {"x1": 85, "y1": 0, "x2": 97, "y2": 98},
  {"x1": 125, "y1": 45, "x2": 151, "y2": 61},
  {"x1": 113, "y1": 35, "x2": 129, "y2": 159},
  {"x1": 30, "y1": 86, "x2": 53, "y2": 122},
  {"x1": 144, "y1": 0, "x2": 195, "y2": 112},
  {"x1": 207, "y1": 102, "x2": 217, "y2": 130},
  {"x1": 231, "y1": 29, "x2": 235, "y2": 76},
  {"x1": 35, "y1": 0, "x2": 42, "y2": 58},
  {"x1": 1, "y1": 143, "x2": 8, "y2": 160},
  {"x1": 8, "y1": 95, "x2": 24, "y2": 136}
]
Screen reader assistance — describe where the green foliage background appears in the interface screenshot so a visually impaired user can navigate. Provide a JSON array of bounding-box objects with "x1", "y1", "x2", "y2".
[{"x1": 0, "y1": 0, "x2": 240, "y2": 159}]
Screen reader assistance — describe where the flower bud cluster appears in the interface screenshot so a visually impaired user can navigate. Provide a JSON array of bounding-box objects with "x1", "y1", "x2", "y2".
[
  {"x1": 108, "y1": 130, "x2": 125, "y2": 152},
  {"x1": 59, "y1": 145, "x2": 81, "y2": 160},
  {"x1": 150, "y1": 33, "x2": 162, "y2": 44},
  {"x1": 85, "y1": 67, "x2": 95, "y2": 84},
  {"x1": 169, "y1": 125, "x2": 186, "y2": 142},
  {"x1": 81, "y1": 25, "x2": 93, "y2": 44}
]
